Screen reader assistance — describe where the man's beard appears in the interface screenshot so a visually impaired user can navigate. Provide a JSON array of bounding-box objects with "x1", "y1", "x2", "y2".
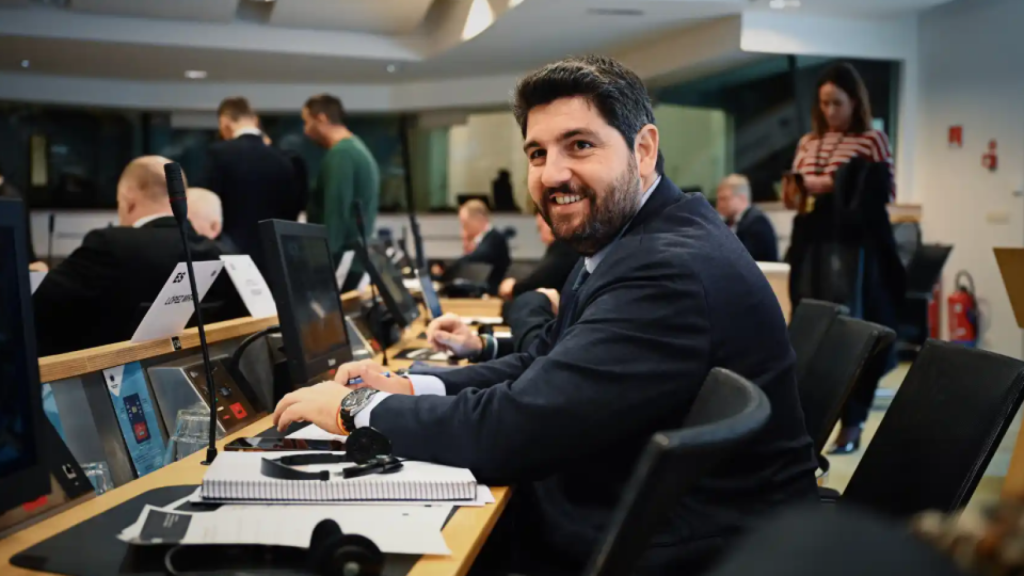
[{"x1": 540, "y1": 159, "x2": 642, "y2": 256}]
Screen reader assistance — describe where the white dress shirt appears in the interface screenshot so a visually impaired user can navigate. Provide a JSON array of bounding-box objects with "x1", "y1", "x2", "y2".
[
  {"x1": 355, "y1": 175, "x2": 663, "y2": 429},
  {"x1": 132, "y1": 213, "x2": 174, "y2": 229},
  {"x1": 233, "y1": 126, "x2": 263, "y2": 139}
]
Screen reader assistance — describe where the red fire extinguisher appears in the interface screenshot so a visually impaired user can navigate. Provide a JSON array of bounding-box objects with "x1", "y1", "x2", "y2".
[{"x1": 948, "y1": 271, "x2": 978, "y2": 347}]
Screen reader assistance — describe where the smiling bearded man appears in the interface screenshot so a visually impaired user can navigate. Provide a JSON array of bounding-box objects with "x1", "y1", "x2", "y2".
[{"x1": 272, "y1": 55, "x2": 818, "y2": 576}]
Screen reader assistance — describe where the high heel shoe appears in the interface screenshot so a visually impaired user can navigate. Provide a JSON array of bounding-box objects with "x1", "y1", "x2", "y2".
[{"x1": 828, "y1": 426, "x2": 862, "y2": 455}]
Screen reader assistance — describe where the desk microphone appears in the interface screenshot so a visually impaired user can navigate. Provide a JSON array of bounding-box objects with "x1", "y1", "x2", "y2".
[{"x1": 164, "y1": 162, "x2": 219, "y2": 466}]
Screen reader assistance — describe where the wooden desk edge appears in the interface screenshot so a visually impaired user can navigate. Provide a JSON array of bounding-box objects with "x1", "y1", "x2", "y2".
[
  {"x1": 0, "y1": 414, "x2": 512, "y2": 576},
  {"x1": 39, "y1": 290, "x2": 364, "y2": 383}
]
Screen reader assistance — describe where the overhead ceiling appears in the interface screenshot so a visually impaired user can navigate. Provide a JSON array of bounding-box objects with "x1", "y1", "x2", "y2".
[{"x1": 0, "y1": 0, "x2": 956, "y2": 87}]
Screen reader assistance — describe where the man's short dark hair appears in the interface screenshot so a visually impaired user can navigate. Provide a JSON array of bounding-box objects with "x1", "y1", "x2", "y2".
[
  {"x1": 304, "y1": 94, "x2": 346, "y2": 125},
  {"x1": 513, "y1": 54, "x2": 663, "y2": 173},
  {"x1": 217, "y1": 97, "x2": 255, "y2": 120}
]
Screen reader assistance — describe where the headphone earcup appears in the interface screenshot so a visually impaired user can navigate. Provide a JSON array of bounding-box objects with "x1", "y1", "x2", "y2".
[{"x1": 320, "y1": 534, "x2": 384, "y2": 576}]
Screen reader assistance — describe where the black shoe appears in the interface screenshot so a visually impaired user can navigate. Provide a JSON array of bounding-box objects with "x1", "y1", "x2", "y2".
[{"x1": 828, "y1": 427, "x2": 862, "y2": 455}]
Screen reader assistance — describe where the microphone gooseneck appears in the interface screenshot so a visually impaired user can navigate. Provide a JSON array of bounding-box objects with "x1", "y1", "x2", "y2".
[{"x1": 163, "y1": 162, "x2": 219, "y2": 465}]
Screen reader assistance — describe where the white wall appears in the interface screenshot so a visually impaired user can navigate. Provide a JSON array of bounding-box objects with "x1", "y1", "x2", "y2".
[
  {"x1": 914, "y1": 0, "x2": 1024, "y2": 357},
  {"x1": 447, "y1": 111, "x2": 529, "y2": 209}
]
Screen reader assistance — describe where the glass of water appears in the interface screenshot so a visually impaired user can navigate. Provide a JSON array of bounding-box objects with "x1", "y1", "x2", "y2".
[
  {"x1": 81, "y1": 461, "x2": 113, "y2": 495},
  {"x1": 163, "y1": 404, "x2": 223, "y2": 465}
]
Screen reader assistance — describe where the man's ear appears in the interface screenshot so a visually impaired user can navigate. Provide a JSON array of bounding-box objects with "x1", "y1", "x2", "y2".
[
  {"x1": 634, "y1": 124, "x2": 659, "y2": 178},
  {"x1": 211, "y1": 220, "x2": 222, "y2": 239}
]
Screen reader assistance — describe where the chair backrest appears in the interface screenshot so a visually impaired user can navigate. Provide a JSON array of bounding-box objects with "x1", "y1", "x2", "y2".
[
  {"x1": 800, "y1": 316, "x2": 896, "y2": 452},
  {"x1": 585, "y1": 368, "x2": 771, "y2": 576},
  {"x1": 843, "y1": 340, "x2": 1024, "y2": 517},
  {"x1": 788, "y1": 299, "x2": 848, "y2": 388}
]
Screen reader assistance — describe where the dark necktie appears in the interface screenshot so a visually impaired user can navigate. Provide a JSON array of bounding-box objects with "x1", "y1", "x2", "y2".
[{"x1": 572, "y1": 267, "x2": 591, "y2": 292}]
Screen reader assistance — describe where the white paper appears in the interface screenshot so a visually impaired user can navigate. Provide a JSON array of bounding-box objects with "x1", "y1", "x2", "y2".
[
  {"x1": 287, "y1": 423, "x2": 347, "y2": 442},
  {"x1": 131, "y1": 261, "x2": 224, "y2": 342},
  {"x1": 190, "y1": 483, "x2": 496, "y2": 508},
  {"x1": 356, "y1": 273, "x2": 371, "y2": 292},
  {"x1": 466, "y1": 316, "x2": 503, "y2": 325},
  {"x1": 29, "y1": 271, "x2": 46, "y2": 294},
  {"x1": 334, "y1": 250, "x2": 355, "y2": 290},
  {"x1": 119, "y1": 503, "x2": 452, "y2": 555},
  {"x1": 219, "y1": 255, "x2": 277, "y2": 318},
  {"x1": 403, "y1": 278, "x2": 422, "y2": 292},
  {"x1": 494, "y1": 330, "x2": 511, "y2": 339}
]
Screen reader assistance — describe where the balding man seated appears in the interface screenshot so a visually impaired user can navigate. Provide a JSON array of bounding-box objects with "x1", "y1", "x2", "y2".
[
  {"x1": 33, "y1": 156, "x2": 245, "y2": 356},
  {"x1": 450, "y1": 199, "x2": 510, "y2": 294},
  {"x1": 187, "y1": 187, "x2": 239, "y2": 254},
  {"x1": 716, "y1": 174, "x2": 778, "y2": 262}
]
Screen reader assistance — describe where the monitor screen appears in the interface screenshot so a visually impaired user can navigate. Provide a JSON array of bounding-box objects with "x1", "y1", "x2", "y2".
[
  {"x1": 281, "y1": 234, "x2": 349, "y2": 366},
  {"x1": 261, "y1": 220, "x2": 353, "y2": 385},
  {"x1": 0, "y1": 199, "x2": 48, "y2": 513},
  {"x1": 366, "y1": 243, "x2": 419, "y2": 327},
  {"x1": 418, "y1": 268, "x2": 443, "y2": 319}
]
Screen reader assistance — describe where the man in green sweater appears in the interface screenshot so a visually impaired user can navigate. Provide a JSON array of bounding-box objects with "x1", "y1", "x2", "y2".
[{"x1": 301, "y1": 94, "x2": 380, "y2": 292}]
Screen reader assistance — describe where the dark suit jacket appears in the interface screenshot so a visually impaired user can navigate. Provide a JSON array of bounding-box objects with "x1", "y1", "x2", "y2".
[
  {"x1": 512, "y1": 240, "x2": 579, "y2": 297},
  {"x1": 496, "y1": 291, "x2": 556, "y2": 358},
  {"x1": 735, "y1": 205, "x2": 778, "y2": 262},
  {"x1": 451, "y1": 228, "x2": 510, "y2": 294},
  {"x1": 205, "y1": 134, "x2": 298, "y2": 270},
  {"x1": 33, "y1": 217, "x2": 246, "y2": 356},
  {"x1": 371, "y1": 177, "x2": 818, "y2": 574}
]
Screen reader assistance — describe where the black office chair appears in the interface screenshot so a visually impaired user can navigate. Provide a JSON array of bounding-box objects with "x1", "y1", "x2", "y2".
[
  {"x1": 788, "y1": 299, "x2": 848, "y2": 388},
  {"x1": 838, "y1": 340, "x2": 1024, "y2": 517},
  {"x1": 584, "y1": 368, "x2": 771, "y2": 576},
  {"x1": 705, "y1": 504, "x2": 966, "y2": 576},
  {"x1": 441, "y1": 261, "x2": 493, "y2": 298},
  {"x1": 800, "y1": 316, "x2": 896, "y2": 453}
]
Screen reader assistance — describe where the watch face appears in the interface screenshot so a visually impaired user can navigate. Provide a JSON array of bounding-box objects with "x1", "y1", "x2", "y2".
[{"x1": 342, "y1": 387, "x2": 374, "y2": 410}]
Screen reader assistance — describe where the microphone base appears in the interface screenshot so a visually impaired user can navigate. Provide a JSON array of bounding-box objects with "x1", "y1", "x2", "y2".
[{"x1": 201, "y1": 448, "x2": 218, "y2": 466}]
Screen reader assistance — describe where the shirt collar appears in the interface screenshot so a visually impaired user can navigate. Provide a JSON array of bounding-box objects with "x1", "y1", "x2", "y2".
[
  {"x1": 233, "y1": 127, "x2": 263, "y2": 139},
  {"x1": 473, "y1": 224, "x2": 493, "y2": 248},
  {"x1": 133, "y1": 213, "x2": 173, "y2": 228},
  {"x1": 584, "y1": 175, "x2": 662, "y2": 274}
]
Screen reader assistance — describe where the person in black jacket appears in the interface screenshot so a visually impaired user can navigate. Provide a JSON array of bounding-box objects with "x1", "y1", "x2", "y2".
[
  {"x1": 206, "y1": 97, "x2": 299, "y2": 271},
  {"x1": 716, "y1": 174, "x2": 778, "y2": 262},
  {"x1": 272, "y1": 55, "x2": 817, "y2": 576},
  {"x1": 32, "y1": 156, "x2": 245, "y2": 356},
  {"x1": 498, "y1": 210, "x2": 579, "y2": 300},
  {"x1": 450, "y1": 199, "x2": 510, "y2": 294}
]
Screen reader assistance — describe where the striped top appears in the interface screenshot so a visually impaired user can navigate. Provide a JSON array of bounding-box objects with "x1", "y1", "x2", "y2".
[{"x1": 792, "y1": 130, "x2": 895, "y2": 199}]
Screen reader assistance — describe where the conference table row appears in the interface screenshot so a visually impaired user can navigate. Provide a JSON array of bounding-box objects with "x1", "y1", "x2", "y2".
[{"x1": 0, "y1": 295, "x2": 510, "y2": 576}]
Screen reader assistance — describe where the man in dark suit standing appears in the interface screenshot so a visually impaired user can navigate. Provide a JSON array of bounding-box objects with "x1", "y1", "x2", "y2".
[
  {"x1": 716, "y1": 174, "x2": 778, "y2": 262},
  {"x1": 206, "y1": 97, "x2": 297, "y2": 270},
  {"x1": 273, "y1": 55, "x2": 817, "y2": 575},
  {"x1": 33, "y1": 156, "x2": 245, "y2": 356},
  {"x1": 450, "y1": 199, "x2": 510, "y2": 294}
]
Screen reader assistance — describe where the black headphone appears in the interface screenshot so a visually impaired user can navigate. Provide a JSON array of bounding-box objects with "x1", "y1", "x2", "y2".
[{"x1": 162, "y1": 519, "x2": 384, "y2": 576}]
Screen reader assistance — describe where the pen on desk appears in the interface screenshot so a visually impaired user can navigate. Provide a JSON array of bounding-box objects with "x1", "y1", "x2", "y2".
[{"x1": 348, "y1": 371, "x2": 390, "y2": 386}]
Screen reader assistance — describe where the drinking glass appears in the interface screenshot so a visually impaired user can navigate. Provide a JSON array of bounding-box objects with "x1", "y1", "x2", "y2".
[
  {"x1": 81, "y1": 461, "x2": 113, "y2": 495},
  {"x1": 163, "y1": 403, "x2": 223, "y2": 465}
]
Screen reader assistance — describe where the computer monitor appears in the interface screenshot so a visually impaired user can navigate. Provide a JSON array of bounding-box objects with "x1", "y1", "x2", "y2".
[
  {"x1": 0, "y1": 198, "x2": 49, "y2": 514},
  {"x1": 260, "y1": 220, "x2": 353, "y2": 385},
  {"x1": 360, "y1": 241, "x2": 420, "y2": 328},
  {"x1": 418, "y1": 268, "x2": 443, "y2": 320}
]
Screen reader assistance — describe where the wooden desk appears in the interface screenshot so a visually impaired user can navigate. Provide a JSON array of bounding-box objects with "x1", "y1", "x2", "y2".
[{"x1": 2, "y1": 294, "x2": 511, "y2": 576}]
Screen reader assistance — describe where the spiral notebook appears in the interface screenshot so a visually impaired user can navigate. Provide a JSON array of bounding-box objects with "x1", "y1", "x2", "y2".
[{"x1": 202, "y1": 452, "x2": 477, "y2": 502}]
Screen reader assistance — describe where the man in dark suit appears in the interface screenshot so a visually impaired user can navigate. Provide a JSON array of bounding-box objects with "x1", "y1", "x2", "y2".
[
  {"x1": 716, "y1": 174, "x2": 778, "y2": 262},
  {"x1": 498, "y1": 211, "x2": 578, "y2": 300},
  {"x1": 33, "y1": 156, "x2": 245, "y2": 356},
  {"x1": 206, "y1": 97, "x2": 298, "y2": 270},
  {"x1": 450, "y1": 199, "x2": 510, "y2": 294},
  {"x1": 273, "y1": 55, "x2": 817, "y2": 575}
]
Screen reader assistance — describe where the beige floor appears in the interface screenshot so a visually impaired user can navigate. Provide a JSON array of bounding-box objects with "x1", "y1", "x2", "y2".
[{"x1": 823, "y1": 362, "x2": 1017, "y2": 515}]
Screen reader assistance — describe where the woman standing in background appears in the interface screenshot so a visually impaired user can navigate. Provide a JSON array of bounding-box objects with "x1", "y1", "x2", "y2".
[{"x1": 785, "y1": 62, "x2": 905, "y2": 455}]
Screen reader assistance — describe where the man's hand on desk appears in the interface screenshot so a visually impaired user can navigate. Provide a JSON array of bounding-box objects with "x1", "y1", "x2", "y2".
[
  {"x1": 273, "y1": 381, "x2": 350, "y2": 433},
  {"x1": 498, "y1": 277, "x2": 516, "y2": 300},
  {"x1": 336, "y1": 360, "x2": 414, "y2": 395},
  {"x1": 426, "y1": 313, "x2": 482, "y2": 358},
  {"x1": 537, "y1": 288, "x2": 560, "y2": 315}
]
